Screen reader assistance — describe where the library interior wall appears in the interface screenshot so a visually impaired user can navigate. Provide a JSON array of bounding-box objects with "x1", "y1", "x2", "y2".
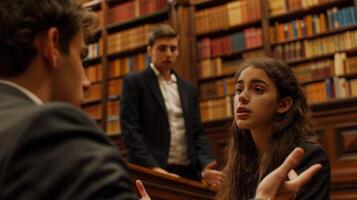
[{"x1": 81, "y1": 0, "x2": 357, "y2": 199}]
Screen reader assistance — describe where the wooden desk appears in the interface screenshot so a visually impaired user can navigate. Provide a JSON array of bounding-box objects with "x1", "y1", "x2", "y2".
[{"x1": 128, "y1": 163, "x2": 216, "y2": 200}]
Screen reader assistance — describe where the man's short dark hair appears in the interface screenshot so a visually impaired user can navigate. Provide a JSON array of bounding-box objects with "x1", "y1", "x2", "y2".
[
  {"x1": 148, "y1": 24, "x2": 177, "y2": 47},
  {"x1": 0, "y1": 0, "x2": 97, "y2": 77}
]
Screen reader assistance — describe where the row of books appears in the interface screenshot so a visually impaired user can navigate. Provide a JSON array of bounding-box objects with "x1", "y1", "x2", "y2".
[
  {"x1": 195, "y1": 0, "x2": 261, "y2": 35},
  {"x1": 293, "y1": 59, "x2": 334, "y2": 83},
  {"x1": 197, "y1": 27, "x2": 263, "y2": 60},
  {"x1": 82, "y1": 78, "x2": 121, "y2": 102},
  {"x1": 198, "y1": 49, "x2": 265, "y2": 78},
  {"x1": 87, "y1": 40, "x2": 103, "y2": 59},
  {"x1": 200, "y1": 96, "x2": 233, "y2": 122},
  {"x1": 85, "y1": 64, "x2": 103, "y2": 83},
  {"x1": 83, "y1": 103, "x2": 102, "y2": 120},
  {"x1": 199, "y1": 77, "x2": 236, "y2": 99},
  {"x1": 108, "y1": 79, "x2": 122, "y2": 99},
  {"x1": 107, "y1": 100, "x2": 120, "y2": 135},
  {"x1": 107, "y1": 119, "x2": 121, "y2": 136},
  {"x1": 109, "y1": 53, "x2": 149, "y2": 78},
  {"x1": 292, "y1": 53, "x2": 357, "y2": 84},
  {"x1": 107, "y1": 24, "x2": 154, "y2": 55},
  {"x1": 270, "y1": 6, "x2": 357, "y2": 43},
  {"x1": 272, "y1": 30, "x2": 357, "y2": 61},
  {"x1": 108, "y1": 0, "x2": 166, "y2": 25},
  {"x1": 83, "y1": 82, "x2": 102, "y2": 102},
  {"x1": 304, "y1": 77, "x2": 357, "y2": 103},
  {"x1": 82, "y1": 99, "x2": 121, "y2": 135},
  {"x1": 199, "y1": 58, "x2": 239, "y2": 78},
  {"x1": 269, "y1": 0, "x2": 337, "y2": 16}
]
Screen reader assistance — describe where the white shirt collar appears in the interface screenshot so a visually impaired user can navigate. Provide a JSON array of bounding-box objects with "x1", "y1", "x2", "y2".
[
  {"x1": 150, "y1": 63, "x2": 177, "y2": 82},
  {"x1": 0, "y1": 80, "x2": 44, "y2": 105}
]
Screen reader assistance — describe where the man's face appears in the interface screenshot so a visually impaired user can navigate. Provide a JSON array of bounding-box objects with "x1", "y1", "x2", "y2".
[
  {"x1": 50, "y1": 30, "x2": 88, "y2": 106},
  {"x1": 147, "y1": 37, "x2": 178, "y2": 71}
]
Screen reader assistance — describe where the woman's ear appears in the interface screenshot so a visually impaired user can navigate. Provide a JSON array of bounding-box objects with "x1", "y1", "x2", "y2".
[{"x1": 277, "y1": 96, "x2": 293, "y2": 114}]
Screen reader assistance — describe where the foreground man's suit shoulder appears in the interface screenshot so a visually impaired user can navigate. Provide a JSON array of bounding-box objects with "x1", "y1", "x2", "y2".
[{"x1": 0, "y1": 84, "x2": 137, "y2": 200}]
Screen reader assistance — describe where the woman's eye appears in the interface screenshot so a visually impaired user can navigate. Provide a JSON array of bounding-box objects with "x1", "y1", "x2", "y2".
[
  {"x1": 255, "y1": 87, "x2": 264, "y2": 94},
  {"x1": 236, "y1": 87, "x2": 243, "y2": 94}
]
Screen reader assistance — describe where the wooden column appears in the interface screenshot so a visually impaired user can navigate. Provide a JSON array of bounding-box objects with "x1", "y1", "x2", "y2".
[
  {"x1": 261, "y1": 0, "x2": 271, "y2": 57},
  {"x1": 170, "y1": 0, "x2": 198, "y2": 83},
  {"x1": 101, "y1": 0, "x2": 109, "y2": 131}
]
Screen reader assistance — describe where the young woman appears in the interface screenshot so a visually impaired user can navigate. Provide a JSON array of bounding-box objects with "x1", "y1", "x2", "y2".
[{"x1": 217, "y1": 58, "x2": 330, "y2": 200}]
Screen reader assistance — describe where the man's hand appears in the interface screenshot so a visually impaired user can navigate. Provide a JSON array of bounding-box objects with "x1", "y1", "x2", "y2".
[
  {"x1": 152, "y1": 167, "x2": 180, "y2": 178},
  {"x1": 136, "y1": 180, "x2": 151, "y2": 200},
  {"x1": 255, "y1": 147, "x2": 322, "y2": 200},
  {"x1": 201, "y1": 161, "x2": 225, "y2": 191}
]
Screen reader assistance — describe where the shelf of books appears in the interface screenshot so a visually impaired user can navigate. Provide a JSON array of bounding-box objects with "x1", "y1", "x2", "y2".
[
  {"x1": 194, "y1": 0, "x2": 265, "y2": 122},
  {"x1": 268, "y1": 0, "x2": 357, "y2": 105}
]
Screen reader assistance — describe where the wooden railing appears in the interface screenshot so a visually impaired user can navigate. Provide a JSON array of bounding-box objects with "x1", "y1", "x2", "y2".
[{"x1": 128, "y1": 163, "x2": 216, "y2": 200}]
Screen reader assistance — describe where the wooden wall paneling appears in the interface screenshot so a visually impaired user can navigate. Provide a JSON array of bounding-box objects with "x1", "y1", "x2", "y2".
[
  {"x1": 311, "y1": 99, "x2": 357, "y2": 199},
  {"x1": 202, "y1": 118, "x2": 231, "y2": 168}
]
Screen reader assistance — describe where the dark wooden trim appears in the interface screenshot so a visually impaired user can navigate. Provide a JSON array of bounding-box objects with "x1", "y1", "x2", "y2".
[
  {"x1": 193, "y1": 0, "x2": 235, "y2": 11},
  {"x1": 81, "y1": 98, "x2": 102, "y2": 106},
  {"x1": 101, "y1": 0, "x2": 109, "y2": 131},
  {"x1": 83, "y1": 56, "x2": 102, "y2": 67},
  {"x1": 174, "y1": 3, "x2": 198, "y2": 82},
  {"x1": 107, "y1": 45, "x2": 146, "y2": 59},
  {"x1": 261, "y1": 0, "x2": 272, "y2": 56},
  {"x1": 198, "y1": 73, "x2": 235, "y2": 83}
]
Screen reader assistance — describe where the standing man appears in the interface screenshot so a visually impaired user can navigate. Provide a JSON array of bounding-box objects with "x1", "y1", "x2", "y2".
[{"x1": 120, "y1": 24, "x2": 224, "y2": 189}]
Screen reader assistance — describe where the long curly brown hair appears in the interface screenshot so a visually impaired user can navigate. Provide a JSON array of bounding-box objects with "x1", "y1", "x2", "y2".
[{"x1": 216, "y1": 58, "x2": 316, "y2": 200}]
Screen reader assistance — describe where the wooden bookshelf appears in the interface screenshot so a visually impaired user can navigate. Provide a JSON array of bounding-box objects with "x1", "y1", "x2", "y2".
[
  {"x1": 193, "y1": 0, "x2": 357, "y2": 198},
  {"x1": 80, "y1": 0, "x2": 174, "y2": 136}
]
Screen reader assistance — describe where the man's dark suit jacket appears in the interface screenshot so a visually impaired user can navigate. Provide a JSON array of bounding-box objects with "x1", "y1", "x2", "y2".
[
  {"x1": 0, "y1": 83, "x2": 137, "y2": 199},
  {"x1": 120, "y1": 67, "x2": 215, "y2": 177}
]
